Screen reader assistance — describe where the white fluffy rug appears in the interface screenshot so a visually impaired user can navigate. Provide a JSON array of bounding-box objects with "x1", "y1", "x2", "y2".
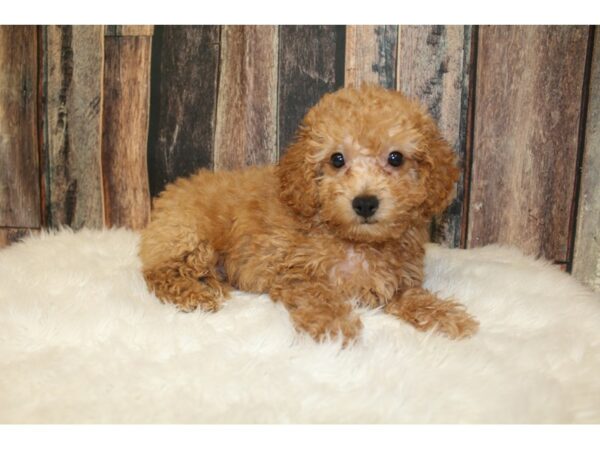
[{"x1": 1, "y1": 229, "x2": 599, "y2": 423}]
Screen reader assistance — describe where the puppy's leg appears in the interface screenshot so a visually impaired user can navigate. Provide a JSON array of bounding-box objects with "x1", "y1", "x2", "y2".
[
  {"x1": 140, "y1": 220, "x2": 228, "y2": 313},
  {"x1": 384, "y1": 288, "x2": 478, "y2": 339},
  {"x1": 143, "y1": 245, "x2": 229, "y2": 312},
  {"x1": 270, "y1": 282, "x2": 362, "y2": 345}
]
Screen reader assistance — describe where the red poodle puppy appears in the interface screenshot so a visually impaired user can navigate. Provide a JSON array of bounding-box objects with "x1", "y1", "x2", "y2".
[{"x1": 140, "y1": 85, "x2": 479, "y2": 343}]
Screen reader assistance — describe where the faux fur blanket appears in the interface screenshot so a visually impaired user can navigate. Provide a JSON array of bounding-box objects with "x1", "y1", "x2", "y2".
[{"x1": 1, "y1": 229, "x2": 599, "y2": 423}]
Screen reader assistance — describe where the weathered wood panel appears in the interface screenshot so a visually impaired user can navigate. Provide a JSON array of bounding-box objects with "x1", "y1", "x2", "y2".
[
  {"x1": 278, "y1": 25, "x2": 345, "y2": 154},
  {"x1": 105, "y1": 26, "x2": 154, "y2": 36},
  {"x1": 42, "y1": 25, "x2": 104, "y2": 229},
  {"x1": 214, "y1": 26, "x2": 278, "y2": 170},
  {"x1": 147, "y1": 26, "x2": 220, "y2": 197},
  {"x1": 468, "y1": 26, "x2": 589, "y2": 260},
  {"x1": 345, "y1": 25, "x2": 398, "y2": 88},
  {"x1": 397, "y1": 25, "x2": 473, "y2": 247},
  {"x1": 102, "y1": 36, "x2": 152, "y2": 229},
  {"x1": 0, "y1": 227, "x2": 37, "y2": 248},
  {"x1": 0, "y1": 26, "x2": 40, "y2": 228},
  {"x1": 573, "y1": 29, "x2": 600, "y2": 291}
]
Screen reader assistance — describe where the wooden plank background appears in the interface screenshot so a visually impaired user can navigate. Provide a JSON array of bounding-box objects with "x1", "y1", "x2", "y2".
[
  {"x1": 0, "y1": 26, "x2": 40, "y2": 229},
  {"x1": 214, "y1": 26, "x2": 278, "y2": 170},
  {"x1": 0, "y1": 227, "x2": 37, "y2": 247},
  {"x1": 278, "y1": 25, "x2": 345, "y2": 154},
  {"x1": 468, "y1": 26, "x2": 589, "y2": 261},
  {"x1": 1, "y1": 25, "x2": 599, "y2": 292},
  {"x1": 573, "y1": 28, "x2": 600, "y2": 290},
  {"x1": 146, "y1": 26, "x2": 220, "y2": 197},
  {"x1": 101, "y1": 32, "x2": 152, "y2": 229},
  {"x1": 397, "y1": 25, "x2": 473, "y2": 247},
  {"x1": 345, "y1": 25, "x2": 398, "y2": 88},
  {"x1": 42, "y1": 25, "x2": 105, "y2": 229}
]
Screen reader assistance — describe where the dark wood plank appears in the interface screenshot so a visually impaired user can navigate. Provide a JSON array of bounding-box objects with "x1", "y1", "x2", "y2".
[
  {"x1": 105, "y1": 26, "x2": 154, "y2": 36},
  {"x1": 345, "y1": 25, "x2": 398, "y2": 89},
  {"x1": 214, "y1": 26, "x2": 278, "y2": 170},
  {"x1": 147, "y1": 26, "x2": 220, "y2": 197},
  {"x1": 42, "y1": 25, "x2": 104, "y2": 229},
  {"x1": 0, "y1": 26, "x2": 40, "y2": 228},
  {"x1": 278, "y1": 25, "x2": 345, "y2": 154},
  {"x1": 468, "y1": 26, "x2": 589, "y2": 261},
  {"x1": 573, "y1": 29, "x2": 600, "y2": 291},
  {"x1": 0, "y1": 227, "x2": 38, "y2": 248},
  {"x1": 397, "y1": 25, "x2": 473, "y2": 247},
  {"x1": 102, "y1": 36, "x2": 152, "y2": 230}
]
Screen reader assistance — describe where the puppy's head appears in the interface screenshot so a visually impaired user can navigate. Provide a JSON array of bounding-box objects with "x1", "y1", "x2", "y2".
[{"x1": 277, "y1": 85, "x2": 459, "y2": 243}]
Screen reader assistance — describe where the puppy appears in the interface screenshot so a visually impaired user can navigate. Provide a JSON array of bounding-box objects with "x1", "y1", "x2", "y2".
[{"x1": 140, "y1": 85, "x2": 478, "y2": 343}]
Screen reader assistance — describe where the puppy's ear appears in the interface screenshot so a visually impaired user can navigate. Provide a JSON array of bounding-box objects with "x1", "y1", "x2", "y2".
[
  {"x1": 421, "y1": 132, "x2": 460, "y2": 218},
  {"x1": 276, "y1": 135, "x2": 320, "y2": 218}
]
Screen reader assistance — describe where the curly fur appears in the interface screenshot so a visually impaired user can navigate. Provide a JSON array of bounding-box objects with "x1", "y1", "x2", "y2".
[{"x1": 140, "y1": 85, "x2": 478, "y2": 343}]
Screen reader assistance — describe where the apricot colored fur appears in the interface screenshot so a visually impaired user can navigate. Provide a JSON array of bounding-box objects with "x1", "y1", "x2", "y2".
[{"x1": 140, "y1": 85, "x2": 478, "y2": 343}]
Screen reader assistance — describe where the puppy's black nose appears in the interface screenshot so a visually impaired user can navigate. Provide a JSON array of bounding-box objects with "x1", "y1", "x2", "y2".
[{"x1": 352, "y1": 195, "x2": 379, "y2": 218}]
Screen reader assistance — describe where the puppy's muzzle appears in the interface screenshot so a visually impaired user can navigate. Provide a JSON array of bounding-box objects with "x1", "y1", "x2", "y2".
[{"x1": 352, "y1": 195, "x2": 379, "y2": 219}]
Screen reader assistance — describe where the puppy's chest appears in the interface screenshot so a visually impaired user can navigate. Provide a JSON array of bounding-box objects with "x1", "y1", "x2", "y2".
[
  {"x1": 328, "y1": 246, "x2": 399, "y2": 295},
  {"x1": 329, "y1": 247, "x2": 371, "y2": 280}
]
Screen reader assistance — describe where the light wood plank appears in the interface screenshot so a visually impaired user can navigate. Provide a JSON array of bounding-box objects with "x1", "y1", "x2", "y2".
[
  {"x1": 573, "y1": 30, "x2": 600, "y2": 291},
  {"x1": 43, "y1": 25, "x2": 105, "y2": 229},
  {"x1": 214, "y1": 26, "x2": 278, "y2": 170},
  {"x1": 0, "y1": 26, "x2": 40, "y2": 228},
  {"x1": 147, "y1": 26, "x2": 220, "y2": 197},
  {"x1": 397, "y1": 25, "x2": 473, "y2": 248},
  {"x1": 468, "y1": 26, "x2": 589, "y2": 260},
  {"x1": 102, "y1": 36, "x2": 152, "y2": 230},
  {"x1": 345, "y1": 25, "x2": 398, "y2": 89}
]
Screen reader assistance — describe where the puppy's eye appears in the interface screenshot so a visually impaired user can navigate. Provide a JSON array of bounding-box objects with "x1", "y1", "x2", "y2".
[
  {"x1": 330, "y1": 152, "x2": 345, "y2": 168},
  {"x1": 387, "y1": 151, "x2": 404, "y2": 167}
]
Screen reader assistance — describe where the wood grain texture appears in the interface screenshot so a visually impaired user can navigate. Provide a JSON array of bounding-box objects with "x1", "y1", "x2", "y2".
[
  {"x1": 345, "y1": 25, "x2": 398, "y2": 88},
  {"x1": 0, "y1": 227, "x2": 38, "y2": 248},
  {"x1": 468, "y1": 26, "x2": 589, "y2": 260},
  {"x1": 278, "y1": 25, "x2": 345, "y2": 154},
  {"x1": 102, "y1": 36, "x2": 152, "y2": 230},
  {"x1": 43, "y1": 25, "x2": 104, "y2": 229},
  {"x1": 0, "y1": 26, "x2": 40, "y2": 228},
  {"x1": 573, "y1": 29, "x2": 600, "y2": 291},
  {"x1": 397, "y1": 25, "x2": 473, "y2": 247},
  {"x1": 214, "y1": 26, "x2": 278, "y2": 170},
  {"x1": 147, "y1": 26, "x2": 220, "y2": 197},
  {"x1": 105, "y1": 26, "x2": 154, "y2": 36}
]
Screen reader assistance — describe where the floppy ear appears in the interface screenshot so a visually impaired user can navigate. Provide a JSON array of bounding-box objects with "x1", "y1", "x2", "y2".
[
  {"x1": 420, "y1": 132, "x2": 460, "y2": 218},
  {"x1": 276, "y1": 135, "x2": 320, "y2": 218}
]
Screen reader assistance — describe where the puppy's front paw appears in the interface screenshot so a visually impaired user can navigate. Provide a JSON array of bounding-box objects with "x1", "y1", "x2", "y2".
[
  {"x1": 404, "y1": 301, "x2": 478, "y2": 339},
  {"x1": 172, "y1": 283, "x2": 224, "y2": 313},
  {"x1": 385, "y1": 288, "x2": 478, "y2": 339},
  {"x1": 292, "y1": 311, "x2": 363, "y2": 346},
  {"x1": 144, "y1": 268, "x2": 226, "y2": 313},
  {"x1": 356, "y1": 288, "x2": 386, "y2": 308},
  {"x1": 440, "y1": 304, "x2": 479, "y2": 339}
]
